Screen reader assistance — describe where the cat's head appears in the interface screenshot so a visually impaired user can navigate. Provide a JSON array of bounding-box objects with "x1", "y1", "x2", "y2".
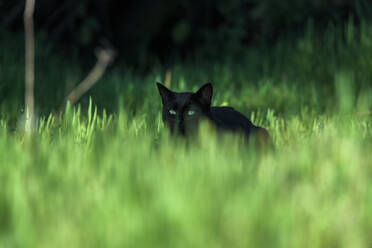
[{"x1": 156, "y1": 82, "x2": 213, "y2": 136}]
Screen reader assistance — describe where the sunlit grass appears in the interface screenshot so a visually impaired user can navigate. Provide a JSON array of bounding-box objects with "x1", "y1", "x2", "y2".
[{"x1": 1, "y1": 96, "x2": 372, "y2": 247}]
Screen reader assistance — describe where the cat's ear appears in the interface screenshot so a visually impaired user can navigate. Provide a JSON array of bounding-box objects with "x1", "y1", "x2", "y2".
[
  {"x1": 156, "y1": 82, "x2": 174, "y2": 105},
  {"x1": 196, "y1": 83, "x2": 213, "y2": 106}
]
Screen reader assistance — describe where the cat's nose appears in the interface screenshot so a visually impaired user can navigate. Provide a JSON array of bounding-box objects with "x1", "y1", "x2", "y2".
[{"x1": 178, "y1": 124, "x2": 186, "y2": 135}]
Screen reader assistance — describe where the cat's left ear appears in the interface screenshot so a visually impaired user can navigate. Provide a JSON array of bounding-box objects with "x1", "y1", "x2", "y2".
[{"x1": 196, "y1": 83, "x2": 213, "y2": 106}]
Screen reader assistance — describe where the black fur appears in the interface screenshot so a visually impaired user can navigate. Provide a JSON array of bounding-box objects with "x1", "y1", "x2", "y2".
[{"x1": 156, "y1": 82, "x2": 270, "y2": 144}]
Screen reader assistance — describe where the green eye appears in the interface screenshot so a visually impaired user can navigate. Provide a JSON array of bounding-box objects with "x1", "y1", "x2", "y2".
[
  {"x1": 187, "y1": 110, "x2": 195, "y2": 116},
  {"x1": 169, "y1": 109, "x2": 176, "y2": 115}
]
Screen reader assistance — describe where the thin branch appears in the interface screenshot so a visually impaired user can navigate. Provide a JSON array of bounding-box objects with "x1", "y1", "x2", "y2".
[
  {"x1": 59, "y1": 48, "x2": 115, "y2": 113},
  {"x1": 24, "y1": 0, "x2": 35, "y2": 134},
  {"x1": 165, "y1": 69, "x2": 172, "y2": 88}
]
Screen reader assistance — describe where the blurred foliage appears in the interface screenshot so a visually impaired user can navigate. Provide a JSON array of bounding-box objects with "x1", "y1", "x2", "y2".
[
  {"x1": 1, "y1": 0, "x2": 372, "y2": 64},
  {"x1": 1, "y1": 14, "x2": 372, "y2": 119}
]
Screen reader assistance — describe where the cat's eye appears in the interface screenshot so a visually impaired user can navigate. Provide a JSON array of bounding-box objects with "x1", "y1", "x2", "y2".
[
  {"x1": 169, "y1": 109, "x2": 176, "y2": 115},
  {"x1": 187, "y1": 110, "x2": 195, "y2": 116}
]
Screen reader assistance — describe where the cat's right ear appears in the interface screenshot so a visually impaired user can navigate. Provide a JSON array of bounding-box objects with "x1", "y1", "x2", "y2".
[{"x1": 156, "y1": 82, "x2": 174, "y2": 105}]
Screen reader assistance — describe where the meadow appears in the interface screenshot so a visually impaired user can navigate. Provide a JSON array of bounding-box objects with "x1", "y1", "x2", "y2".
[{"x1": 1, "y1": 20, "x2": 372, "y2": 247}]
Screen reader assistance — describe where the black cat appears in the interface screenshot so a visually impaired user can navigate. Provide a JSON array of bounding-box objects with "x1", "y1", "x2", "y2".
[{"x1": 156, "y1": 82, "x2": 270, "y2": 146}]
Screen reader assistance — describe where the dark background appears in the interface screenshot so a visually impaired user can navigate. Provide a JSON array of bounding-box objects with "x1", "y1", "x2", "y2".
[
  {"x1": 2, "y1": 0, "x2": 371, "y2": 66},
  {"x1": 2, "y1": 0, "x2": 372, "y2": 117}
]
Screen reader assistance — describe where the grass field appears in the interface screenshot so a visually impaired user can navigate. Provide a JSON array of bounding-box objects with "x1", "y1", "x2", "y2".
[{"x1": 1, "y1": 21, "x2": 372, "y2": 247}]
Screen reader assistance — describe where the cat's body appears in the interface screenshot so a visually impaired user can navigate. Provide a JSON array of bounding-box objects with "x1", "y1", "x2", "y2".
[
  {"x1": 209, "y1": 106, "x2": 261, "y2": 135},
  {"x1": 156, "y1": 82, "x2": 270, "y2": 146}
]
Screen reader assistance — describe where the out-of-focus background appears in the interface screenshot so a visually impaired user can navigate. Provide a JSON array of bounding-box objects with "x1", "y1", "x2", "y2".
[
  {"x1": 2, "y1": 0, "x2": 372, "y2": 115},
  {"x1": 2, "y1": 0, "x2": 370, "y2": 64}
]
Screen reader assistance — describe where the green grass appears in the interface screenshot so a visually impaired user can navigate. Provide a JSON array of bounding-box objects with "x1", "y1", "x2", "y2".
[
  {"x1": 1, "y1": 20, "x2": 372, "y2": 247},
  {"x1": 1, "y1": 102, "x2": 372, "y2": 248}
]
